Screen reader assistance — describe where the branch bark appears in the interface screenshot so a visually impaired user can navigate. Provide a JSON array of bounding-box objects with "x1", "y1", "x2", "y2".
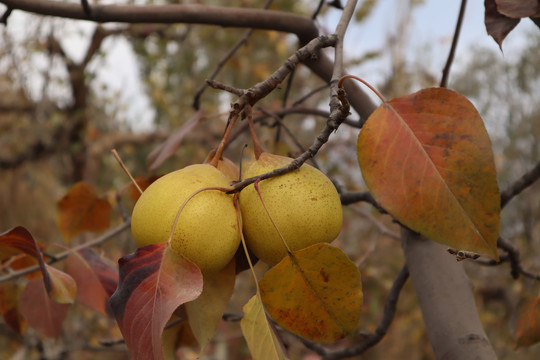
[{"x1": 402, "y1": 228, "x2": 497, "y2": 359}]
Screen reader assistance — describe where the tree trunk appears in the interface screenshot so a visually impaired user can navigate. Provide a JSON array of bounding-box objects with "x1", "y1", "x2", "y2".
[{"x1": 402, "y1": 228, "x2": 497, "y2": 359}]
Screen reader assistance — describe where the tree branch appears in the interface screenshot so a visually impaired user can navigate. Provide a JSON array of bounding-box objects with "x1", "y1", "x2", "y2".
[
  {"x1": 500, "y1": 159, "x2": 540, "y2": 208},
  {"x1": 440, "y1": 0, "x2": 467, "y2": 88}
]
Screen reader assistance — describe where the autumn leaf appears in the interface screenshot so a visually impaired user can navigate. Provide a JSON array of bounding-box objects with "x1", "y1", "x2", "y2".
[
  {"x1": 357, "y1": 87, "x2": 500, "y2": 259},
  {"x1": 110, "y1": 243, "x2": 203, "y2": 360},
  {"x1": 495, "y1": 0, "x2": 538, "y2": 18},
  {"x1": 56, "y1": 182, "x2": 113, "y2": 242},
  {"x1": 0, "y1": 226, "x2": 51, "y2": 289},
  {"x1": 46, "y1": 265, "x2": 77, "y2": 304},
  {"x1": 19, "y1": 278, "x2": 70, "y2": 338},
  {"x1": 514, "y1": 295, "x2": 540, "y2": 348},
  {"x1": 64, "y1": 248, "x2": 118, "y2": 316},
  {"x1": 241, "y1": 295, "x2": 288, "y2": 360},
  {"x1": 485, "y1": 0, "x2": 521, "y2": 48},
  {"x1": 259, "y1": 243, "x2": 362, "y2": 343},
  {"x1": 186, "y1": 259, "x2": 236, "y2": 353},
  {"x1": 0, "y1": 283, "x2": 27, "y2": 335}
]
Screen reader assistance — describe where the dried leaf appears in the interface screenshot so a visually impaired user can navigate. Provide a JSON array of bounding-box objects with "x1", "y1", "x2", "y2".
[
  {"x1": 147, "y1": 110, "x2": 204, "y2": 172},
  {"x1": 515, "y1": 296, "x2": 540, "y2": 348},
  {"x1": 186, "y1": 259, "x2": 236, "y2": 353},
  {"x1": 495, "y1": 0, "x2": 538, "y2": 18},
  {"x1": 0, "y1": 283, "x2": 27, "y2": 335},
  {"x1": 64, "y1": 248, "x2": 118, "y2": 316},
  {"x1": 260, "y1": 243, "x2": 362, "y2": 343},
  {"x1": 357, "y1": 88, "x2": 500, "y2": 259},
  {"x1": 56, "y1": 182, "x2": 113, "y2": 242},
  {"x1": 19, "y1": 278, "x2": 70, "y2": 338},
  {"x1": 485, "y1": 0, "x2": 520, "y2": 48},
  {"x1": 241, "y1": 295, "x2": 287, "y2": 360},
  {"x1": 110, "y1": 243, "x2": 203, "y2": 360}
]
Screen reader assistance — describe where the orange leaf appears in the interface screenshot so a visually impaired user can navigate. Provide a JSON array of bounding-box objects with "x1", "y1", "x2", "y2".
[
  {"x1": 515, "y1": 296, "x2": 540, "y2": 348},
  {"x1": 110, "y1": 243, "x2": 203, "y2": 360},
  {"x1": 186, "y1": 259, "x2": 236, "y2": 353},
  {"x1": 240, "y1": 295, "x2": 287, "y2": 360},
  {"x1": 19, "y1": 278, "x2": 70, "y2": 338},
  {"x1": 259, "y1": 243, "x2": 362, "y2": 343},
  {"x1": 0, "y1": 282, "x2": 27, "y2": 335},
  {"x1": 357, "y1": 88, "x2": 500, "y2": 259},
  {"x1": 64, "y1": 248, "x2": 118, "y2": 316},
  {"x1": 56, "y1": 182, "x2": 113, "y2": 242}
]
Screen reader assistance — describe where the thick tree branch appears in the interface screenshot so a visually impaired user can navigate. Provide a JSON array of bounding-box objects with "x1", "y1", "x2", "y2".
[{"x1": 402, "y1": 228, "x2": 497, "y2": 359}]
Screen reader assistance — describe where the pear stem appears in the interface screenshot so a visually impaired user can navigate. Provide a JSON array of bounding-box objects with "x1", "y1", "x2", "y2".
[
  {"x1": 209, "y1": 113, "x2": 238, "y2": 167},
  {"x1": 168, "y1": 186, "x2": 234, "y2": 246},
  {"x1": 246, "y1": 106, "x2": 264, "y2": 159},
  {"x1": 338, "y1": 74, "x2": 387, "y2": 104},
  {"x1": 253, "y1": 179, "x2": 292, "y2": 254},
  {"x1": 233, "y1": 194, "x2": 260, "y2": 293},
  {"x1": 112, "y1": 149, "x2": 143, "y2": 195}
]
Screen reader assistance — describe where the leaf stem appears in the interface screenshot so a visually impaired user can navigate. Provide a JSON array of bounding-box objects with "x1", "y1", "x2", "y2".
[
  {"x1": 338, "y1": 75, "x2": 387, "y2": 103},
  {"x1": 112, "y1": 149, "x2": 143, "y2": 195}
]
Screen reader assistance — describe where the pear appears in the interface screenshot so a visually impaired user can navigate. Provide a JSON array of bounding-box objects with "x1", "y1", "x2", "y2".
[
  {"x1": 131, "y1": 164, "x2": 240, "y2": 273},
  {"x1": 239, "y1": 152, "x2": 343, "y2": 265}
]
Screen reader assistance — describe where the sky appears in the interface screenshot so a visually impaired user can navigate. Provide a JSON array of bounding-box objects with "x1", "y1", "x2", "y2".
[{"x1": 1, "y1": 0, "x2": 536, "y2": 131}]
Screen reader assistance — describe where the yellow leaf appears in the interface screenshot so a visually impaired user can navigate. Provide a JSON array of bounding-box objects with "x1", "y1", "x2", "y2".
[
  {"x1": 241, "y1": 295, "x2": 287, "y2": 360},
  {"x1": 260, "y1": 243, "x2": 362, "y2": 343}
]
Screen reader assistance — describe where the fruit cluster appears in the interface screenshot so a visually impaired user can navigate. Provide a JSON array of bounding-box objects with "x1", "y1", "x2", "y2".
[{"x1": 131, "y1": 152, "x2": 343, "y2": 273}]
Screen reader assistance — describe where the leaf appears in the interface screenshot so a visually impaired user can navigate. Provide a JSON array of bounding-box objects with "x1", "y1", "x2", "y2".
[
  {"x1": 0, "y1": 226, "x2": 51, "y2": 289},
  {"x1": 515, "y1": 295, "x2": 540, "y2": 348},
  {"x1": 46, "y1": 265, "x2": 77, "y2": 304},
  {"x1": 56, "y1": 182, "x2": 113, "y2": 242},
  {"x1": 110, "y1": 243, "x2": 203, "y2": 360},
  {"x1": 357, "y1": 87, "x2": 500, "y2": 259},
  {"x1": 146, "y1": 110, "x2": 204, "y2": 172},
  {"x1": 19, "y1": 278, "x2": 70, "y2": 338},
  {"x1": 64, "y1": 248, "x2": 118, "y2": 316},
  {"x1": 495, "y1": 0, "x2": 538, "y2": 18},
  {"x1": 186, "y1": 259, "x2": 236, "y2": 353},
  {"x1": 485, "y1": 0, "x2": 520, "y2": 48},
  {"x1": 241, "y1": 295, "x2": 287, "y2": 360},
  {"x1": 0, "y1": 283, "x2": 27, "y2": 335},
  {"x1": 259, "y1": 243, "x2": 362, "y2": 343}
]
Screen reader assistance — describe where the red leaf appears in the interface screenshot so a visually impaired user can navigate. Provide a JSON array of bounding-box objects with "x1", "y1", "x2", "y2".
[
  {"x1": 56, "y1": 182, "x2": 113, "y2": 242},
  {"x1": 0, "y1": 283, "x2": 27, "y2": 335},
  {"x1": 357, "y1": 88, "x2": 500, "y2": 259},
  {"x1": 0, "y1": 226, "x2": 51, "y2": 290},
  {"x1": 485, "y1": 0, "x2": 521, "y2": 48},
  {"x1": 64, "y1": 248, "x2": 118, "y2": 316},
  {"x1": 110, "y1": 243, "x2": 203, "y2": 360},
  {"x1": 46, "y1": 265, "x2": 77, "y2": 304},
  {"x1": 146, "y1": 110, "x2": 204, "y2": 172},
  {"x1": 19, "y1": 278, "x2": 70, "y2": 338}
]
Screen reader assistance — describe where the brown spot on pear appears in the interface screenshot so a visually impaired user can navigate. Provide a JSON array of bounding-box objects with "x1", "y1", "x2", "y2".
[{"x1": 239, "y1": 152, "x2": 342, "y2": 265}]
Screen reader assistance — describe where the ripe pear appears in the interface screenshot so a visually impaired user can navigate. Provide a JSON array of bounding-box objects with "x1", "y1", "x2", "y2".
[
  {"x1": 239, "y1": 152, "x2": 343, "y2": 265},
  {"x1": 131, "y1": 164, "x2": 240, "y2": 273}
]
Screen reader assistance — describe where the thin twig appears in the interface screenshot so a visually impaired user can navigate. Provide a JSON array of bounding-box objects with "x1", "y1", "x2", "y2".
[
  {"x1": 192, "y1": 0, "x2": 275, "y2": 109},
  {"x1": 440, "y1": 0, "x2": 467, "y2": 88},
  {"x1": 500, "y1": 160, "x2": 540, "y2": 208},
  {"x1": 81, "y1": 0, "x2": 92, "y2": 17},
  {"x1": 331, "y1": 0, "x2": 358, "y2": 84},
  {"x1": 340, "y1": 191, "x2": 387, "y2": 213},
  {"x1": 206, "y1": 80, "x2": 244, "y2": 97},
  {"x1": 0, "y1": 6, "x2": 12, "y2": 24},
  {"x1": 0, "y1": 221, "x2": 130, "y2": 283}
]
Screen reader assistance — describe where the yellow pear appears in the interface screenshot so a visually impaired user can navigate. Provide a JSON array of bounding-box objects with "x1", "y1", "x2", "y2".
[
  {"x1": 131, "y1": 164, "x2": 240, "y2": 273},
  {"x1": 239, "y1": 152, "x2": 342, "y2": 265}
]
